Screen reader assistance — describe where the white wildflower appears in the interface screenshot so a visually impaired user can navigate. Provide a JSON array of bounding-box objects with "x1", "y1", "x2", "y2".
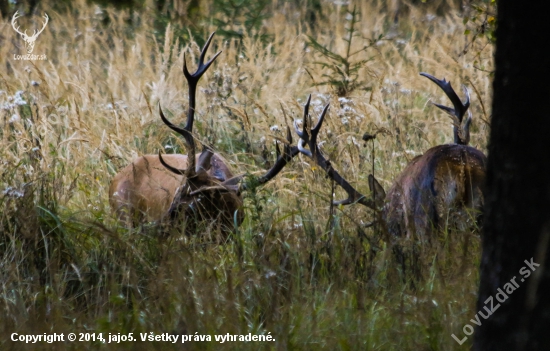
[
  {"x1": 14, "y1": 91, "x2": 26, "y2": 105},
  {"x1": 264, "y1": 270, "x2": 276, "y2": 279},
  {"x1": 338, "y1": 97, "x2": 352, "y2": 104},
  {"x1": 342, "y1": 105, "x2": 355, "y2": 113},
  {"x1": 311, "y1": 99, "x2": 323, "y2": 106},
  {"x1": 9, "y1": 114, "x2": 20, "y2": 123},
  {"x1": 2, "y1": 187, "x2": 24, "y2": 198}
]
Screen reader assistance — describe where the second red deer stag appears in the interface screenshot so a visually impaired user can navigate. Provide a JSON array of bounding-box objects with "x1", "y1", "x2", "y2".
[
  {"x1": 293, "y1": 73, "x2": 486, "y2": 240},
  {"x1": 109, "y1": 33, "x2": 298, "y2": 235}
]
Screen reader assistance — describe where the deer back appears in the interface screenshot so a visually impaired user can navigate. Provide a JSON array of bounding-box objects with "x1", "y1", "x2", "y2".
[{"x1": 381, "y1": 144, "x2": 486, "y2": 238}]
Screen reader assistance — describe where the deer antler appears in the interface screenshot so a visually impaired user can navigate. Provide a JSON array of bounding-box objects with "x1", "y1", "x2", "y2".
[
  {"x1": 293, "y1": 95, "x2": 375, "y2": 209},
  {"x1": 159, "y1": 32, "x2": 221, "y2": 179},
  {"x1": 217, "y1": 125, "x2": 300, "y2": 193},
  {"x1": 252, "y1": 125, "x2": 299, "y2": 187},
  {"x1": 420, "y1": 73, "x2": 472, "y2": 145}
]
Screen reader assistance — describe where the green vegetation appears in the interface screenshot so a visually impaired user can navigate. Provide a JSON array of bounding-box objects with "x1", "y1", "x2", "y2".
[
  {"x1": 306, "y1": 5, "x2": 382, "y2": 96},
  {"x1": 1, "y1": 0, "x2": 493, "y2": 349}
]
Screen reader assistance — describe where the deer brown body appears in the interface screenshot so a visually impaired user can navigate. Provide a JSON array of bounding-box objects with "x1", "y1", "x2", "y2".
[
  {"x1": 109, "y1": 153, "x2": 238, "y2": 223},
  {"x1": 379, "y1": 144, "x2": 486, "y2": 238},
  {"x1": 109, "y1": 33, "x2": 298, "y2": 234}
]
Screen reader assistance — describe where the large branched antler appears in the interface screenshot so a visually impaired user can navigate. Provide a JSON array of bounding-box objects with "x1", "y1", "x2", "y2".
[
  {"x1": 251, "y1": 126, "x2": 299, "y2": 187},
  {"x1": 171, "y1": 127, "x2": 300, "y2": 198},
  {"x1": 164, "y1": 126, "x2": 299, "y2": 199},
  {"x1": 293, "y1": 95, "x2": 375, "y2": 209},
  {"x1": 213, "y1": 125, "x2": 300, "y2": 194},
  {"x1": 159, "y1": 32, "x2": 221, "y2": 179},
  {"x1": 420, "y1": 73, "x2": 472, "y2": 145}
]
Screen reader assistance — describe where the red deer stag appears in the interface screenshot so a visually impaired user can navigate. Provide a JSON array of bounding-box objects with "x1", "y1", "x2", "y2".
[
  {"x1": 109, "y1": 33, "x2": 298, "y2": 235},
  {"x1": 293, "y1": 73, "x2": 486, "y2": 240}
]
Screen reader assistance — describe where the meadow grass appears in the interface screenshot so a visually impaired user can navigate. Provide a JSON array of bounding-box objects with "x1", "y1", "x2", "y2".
[{"x1": 0, "y1": 0, "x2": 492, "y2": 349}]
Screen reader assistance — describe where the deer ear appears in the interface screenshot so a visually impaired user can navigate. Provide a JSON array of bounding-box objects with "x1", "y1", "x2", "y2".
[
  {"x1": 196, "y1": 147, "x2": 214, "y2": 174},
  {"x1": 368, "y1": 174, "x2": 386, "y2": 209}
]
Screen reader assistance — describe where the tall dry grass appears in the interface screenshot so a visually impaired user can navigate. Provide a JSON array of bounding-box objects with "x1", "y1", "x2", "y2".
[{"x1": 0, "y1": 0, "x2": 493, "y2": 349}]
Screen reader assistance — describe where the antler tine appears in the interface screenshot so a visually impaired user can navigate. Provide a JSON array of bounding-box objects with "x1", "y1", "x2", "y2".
[
  {"x1": 158, "y1": 102, "x2": 200, "y2": 177},
  {"x1": 294, "y1": 95, "x2": 317, "y2": 157},
  {"x1": 310, "y1": 103, "x2": 330, "y2": 150},
  {"x1": 159, "y1": 103, "x2": 187, "y2": 135},
  {"x1": 294, "y1": 95, "x2": 311, "y2": 140},
  {"x1": 158, "y1": 151, "x2": 186, "y2": 175},
  {"x1": 199, "y1": 32, "x2": 221, "y2": 72},
  {"x1": 160, "y1": 33, "x2": 221, "y2": 179},
  {"x1": 285, "y1": 123, "x2": 294, "y2": 145},
  {"x1": 220, "y1": 109, "x2": 301, "y2": 193},
  {"x1": 293, "y1": 98, "x2": 375, "y2": 209},
  {"x1": 420, "y1": 72, "x2": 471, "y2": 145},
  {"x1": 183, "y1": 32, "x2": 221, "y2": 176},
  {"x1": 182, "y1": 32, "x2": 222, "y2": 84},
  {"x1": 249, "y1": 126, "x2": 300, "y2": 188},
  {"x1": 275, "y1": 140, "x2": 281, "y2": 159},
  {"x1": 420, "y1": 72, "x2": 470, "y2": 120}
]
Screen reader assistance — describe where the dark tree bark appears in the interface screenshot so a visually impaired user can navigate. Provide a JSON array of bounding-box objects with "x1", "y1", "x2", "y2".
[{"x1": 473, "y1": 0, "x2": 550, "y2": 350}]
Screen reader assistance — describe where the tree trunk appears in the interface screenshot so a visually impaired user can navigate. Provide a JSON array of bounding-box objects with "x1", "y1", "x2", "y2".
[{"x1": 474, "y1": 0, "x2": 550, "y2": 350}]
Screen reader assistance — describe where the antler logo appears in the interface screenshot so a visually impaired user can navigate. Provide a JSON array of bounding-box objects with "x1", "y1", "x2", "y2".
[{"x1": 11, "y1": 11, "x2": 49, "y2": 54}]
